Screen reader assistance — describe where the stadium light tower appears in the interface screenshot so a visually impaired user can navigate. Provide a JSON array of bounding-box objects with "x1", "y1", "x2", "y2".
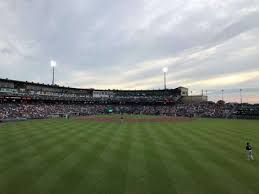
[
  {"x1": 50, "y1": 60, "x2": 56, "y2": 85},
  {"x1": 240, "y1": 89, "x2": 243, "y2": 104},
  {"x1": 162, "y1": 67, "x2": 168, "y2": 90},
  {"x1": 221, "y1": 89, "x2": 224, "y2": 101}
]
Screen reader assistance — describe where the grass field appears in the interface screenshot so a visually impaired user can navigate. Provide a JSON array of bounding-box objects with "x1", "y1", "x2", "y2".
[{"x1": 0, "y1": 116, "x2": 259, "y2": 194}]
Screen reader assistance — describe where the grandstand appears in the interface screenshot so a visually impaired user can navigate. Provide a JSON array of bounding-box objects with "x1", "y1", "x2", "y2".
[
  {"x1": 0, "y1": 78, "x2": 206, "y2": 104},
  {"x1": 1, "y1": 78, "x2": 259, "y2": 121}
]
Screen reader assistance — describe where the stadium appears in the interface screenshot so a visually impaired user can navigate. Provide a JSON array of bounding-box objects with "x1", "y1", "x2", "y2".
[
  {"x1": 0, "y1": 77, "x2": 259, "y2": 194},
  {"x1": 1, "y1": 1, "x2": 259, "y2": 194}
]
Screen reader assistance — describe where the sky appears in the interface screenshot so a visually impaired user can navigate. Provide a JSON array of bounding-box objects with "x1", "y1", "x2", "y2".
[{"x1": 0, "y1": 0, "x2": 259, "y2": 103}]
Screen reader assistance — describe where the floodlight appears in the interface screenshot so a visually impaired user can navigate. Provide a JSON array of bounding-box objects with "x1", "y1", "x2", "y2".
[
  {"x1": 162, "y1": 67, "x2": 168, "y2": 73},
  {"x1": 162, "y1": 67, "x2": 168, "y2": 89},
  {"x1": 50, "y1": 60, "x2": 56, "y2": 85},
  {"x1": 50, "y1": 60, "x2": 56, "y2": 67}
]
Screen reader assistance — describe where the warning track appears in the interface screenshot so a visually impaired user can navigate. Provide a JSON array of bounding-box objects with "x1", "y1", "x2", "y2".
[{"x1": 76, "y1": 115, "x2": 195, "y2": 123}]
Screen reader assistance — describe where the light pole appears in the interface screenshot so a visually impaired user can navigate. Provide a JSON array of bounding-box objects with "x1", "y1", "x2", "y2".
[
  {"x1": 50, "y1": 60, "x2": 56, "y2": 85},
  {"x1": 240, "y1": 89, "x2": 243, "y2": 104},
  {"x1": 162, "y1": 67, "x2": 168, "y2": 90},
  {"x1": 191, "y1": 90, "x2": 193, "y2": 104}
]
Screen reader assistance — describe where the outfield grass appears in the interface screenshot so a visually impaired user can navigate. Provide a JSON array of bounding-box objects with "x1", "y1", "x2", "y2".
[{"x1": 0, "y1": 117, "x2": 258, "y2": 194}]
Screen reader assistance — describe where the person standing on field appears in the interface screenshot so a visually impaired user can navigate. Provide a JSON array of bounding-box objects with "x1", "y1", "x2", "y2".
[
  {"x1": 246, "y1": 142, "x2": 254, "y2": 160},
  {"x1": 120, "y1": 115, "x2": 124, "y2": 124}
]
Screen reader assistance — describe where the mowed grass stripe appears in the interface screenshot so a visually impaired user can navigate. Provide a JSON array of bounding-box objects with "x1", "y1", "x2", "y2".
[
  {"x1": 173, "y1": 123, "x2": 259, "y2": 191},
  {"x1": 148, "y1": 124, "x2": 203, "y2": 194},
  {"x1": 73, "y1": 122, "x2": 132, "y2": 194},
  {"x1": 152, "y1": 123, "x2": 234, "y2": 194},
  {"x1": 124, "y1": 123, "x2": 150, "y2": 194},
  {"x1": 168, "y1": 121, "x2": 252, "y2": 157},
  {"x1": 160, "y1": 122, "x2": 257, "y2": 194},
  {"x1": 0, "y1": 120, "x2": 85, "y2": 149},
  {"x1": 0, "y1": 120, "x2": 72, "y2": 138},
  {"x1": 27, "y1": 122, "x2": 118, "y2": 194},
  {"x1": 192, "y1": 119, "x2": 259, "y2": 139},
  {"x1": 27, "y1": 121, "x2": 109, "y2": 168},
  {"x1": 0, "y1": 121, "x2": 102, "y2": 172},
  {"x1": 173, "y1": 124, "x2": 243, "y2": 157},
  {"x1": 0, "y1": 120, "x2": 84, "y2": 157},
  {"x1": 48, "y1": 122, "x2": 119, "y2": 193},
  {"x1": 0, "y1": 121, "x2": 115, "y2": 194},
  {"x1": 1, "y1": 120, "x2": 103, "y2": 157},
  {"x1": 141, "y1": 123, "x2": 177, "y2": 194},
  {"x1": 0, "y1": 119, "x2": 102, "y2": 147},
  {"x1": 148, "y1": 122, "x2": 212, "y2": 194},
  {"x1": 178, "y1": 121, "x2": 259, "y2": 171},
  {"x1": 1, "y1": 121, "x2": 93, "y2": 190},
  {"x1": 0, "y1": 118, "x2": 259, "y2": 194}
]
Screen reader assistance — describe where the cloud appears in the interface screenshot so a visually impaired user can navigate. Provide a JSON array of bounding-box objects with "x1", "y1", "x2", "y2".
[{"x1": 183, "y1": 70, "x2": 259, "y2": 87}]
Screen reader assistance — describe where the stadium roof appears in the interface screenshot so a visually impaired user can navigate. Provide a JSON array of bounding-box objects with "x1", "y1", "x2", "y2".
[{"x1": 0, "y1": 78, "x2": 186, "y2": 92}]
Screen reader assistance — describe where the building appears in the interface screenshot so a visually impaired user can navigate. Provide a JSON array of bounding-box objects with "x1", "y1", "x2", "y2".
[{"x1": 0, "y1": 78, "x2": 207, "y2": 104}]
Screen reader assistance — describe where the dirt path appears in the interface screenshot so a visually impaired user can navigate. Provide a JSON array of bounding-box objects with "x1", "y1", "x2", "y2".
[{"x1": 76, "y1": 115, "x2": 195, "y2": 123}]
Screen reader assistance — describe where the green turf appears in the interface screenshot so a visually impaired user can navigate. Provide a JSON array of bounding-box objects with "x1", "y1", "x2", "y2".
[{"x1": 0, "y1": 117, "x2": 258, "y2": 194}]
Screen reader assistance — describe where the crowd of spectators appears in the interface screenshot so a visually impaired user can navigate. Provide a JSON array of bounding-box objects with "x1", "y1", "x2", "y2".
[
  {"x1": 0, "y1": 91, "x2": 180, "y2": 105},
  {"x1": 1, "y1": 101, "x2": 258, "y2": 121},
  {"x1": 0, "y1": 103, "x2": 104, "y2": 120}
]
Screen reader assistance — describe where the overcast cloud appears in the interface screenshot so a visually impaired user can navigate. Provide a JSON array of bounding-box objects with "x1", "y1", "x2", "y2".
[{"x1": 0, "y1": 0, "x2": 259, "y2": 102}]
